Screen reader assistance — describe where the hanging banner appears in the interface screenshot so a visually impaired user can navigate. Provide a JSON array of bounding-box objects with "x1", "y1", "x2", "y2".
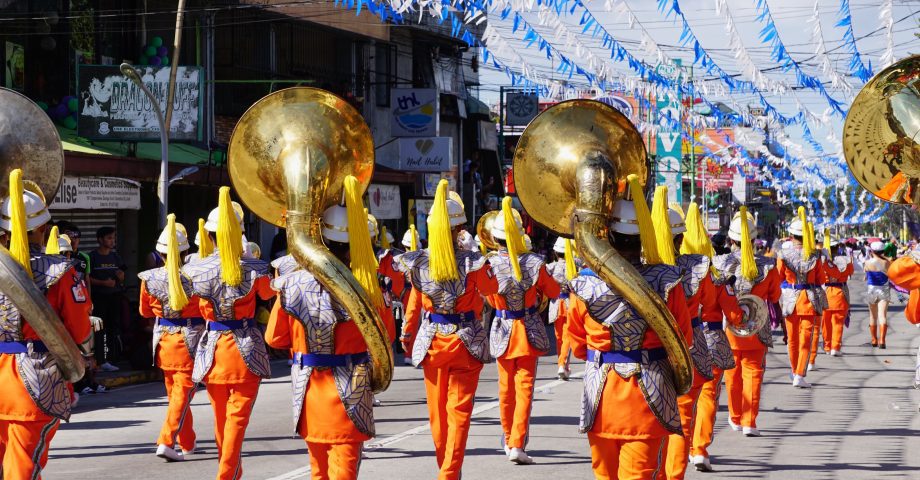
[
  {"x1": 398, "y1": 137, "x2": 452, "y2": 172},
  {"x1": 367, "y1": 184, "x2": 401, "y2": 220},
  {"x1": 655, "y1": 62, "x2": 683, "y2": 204},
  {"x1": 391, "y1": 88, "x2": 438, "y2": 137},
  {"x1": 50, "y1": 176, "x2": 141, "y2": 210},
  {"x1": 76, "y1": 64, "x2": 202, "y2": 141}
]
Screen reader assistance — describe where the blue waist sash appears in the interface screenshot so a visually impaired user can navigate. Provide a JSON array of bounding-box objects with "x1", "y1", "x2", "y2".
[
  {"x1": 429, "y1": 311, "x2": 476, "y2": 325},
  {"x1": 781, "y1": 282, "x2": 816, "y2": 290},
  {"x1": 207, "y1": 319, "x2": 254, "y2": 331},
  {"x1": 157, "y1": 317, "x2": 205, "y2": 328},
  {"x1": 292, "y1": 352, "x2": 369, "y2": 368},
  {"x1": 496, "y1": 306, "x2": 539, "y2": 319},
  {"x1": 691, "y1": 317, "x2": 702, "y2": 328},
  {"x1": 704, "y1": 321, "x2": 724, "y2": 331},
  {"x1": 0, "y1": 340, "x2": 48, "y2": 354},
  {"x1": 866, "y1": 271, "x2": 889, "y2": 287},
  {"x1": 557, "y1": 292, "x2": 570, "y2": 299},
  {"x1": 825, "y1": 282, "x2": 846, "y2": 288},
  {"x1": 589, "y1": 347, "x2": 667, "y2": 364}
]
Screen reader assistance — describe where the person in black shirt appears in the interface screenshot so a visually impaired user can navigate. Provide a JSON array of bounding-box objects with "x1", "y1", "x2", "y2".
[{"x1": 89, "y1": 226, "x2": 127, "y2": 372}]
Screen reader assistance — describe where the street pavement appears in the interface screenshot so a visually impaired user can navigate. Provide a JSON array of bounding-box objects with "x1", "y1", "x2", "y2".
[{"x1": 46, "y1": 277, "x2": 920, "y2": 479}]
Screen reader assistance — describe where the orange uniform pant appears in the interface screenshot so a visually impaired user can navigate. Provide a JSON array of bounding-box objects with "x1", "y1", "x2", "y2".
[
  {"x1": 305, "y1": 441, "x2": 362, "y2": 480},
  {"x1": 554, "y1": 319, "x2": 571, "y2": 369},
  {"x1": 821, "y1": 310, "x2": 846, "y2": 353},
  {"x1": 422, "y1": 338, "x2": 484, "y2": 480},
  {"x1": 657, "y1": 379, "x2": 704, "y2": 480},
  {"x1": 0, "y1": 418, "x2": 59, "y2": 480},
  {"x1": 690, "y1": 369, "x2": 724, "y2": 459},
  {"x1": 205, "y1": 380, "x2": 261, "y2": 480},
  {"x1": 725, "y1": 347, "x2": 767, "y2": 428},
  {"x1": 157, "y1": 369, "x2": 197, "y2": 451},
  {"x1": 496, "y1": 355, "x2": 538, "y2": 449},
  {"x1": 588, "y1": 435, "x2": 665, "y2": 480},
  {"x1": 785, "y1": 315, "x2": 815, "y2": 376}
]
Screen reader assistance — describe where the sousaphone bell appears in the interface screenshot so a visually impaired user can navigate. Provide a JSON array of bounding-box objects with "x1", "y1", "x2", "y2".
[
  {"x1": 513, "y1": 99, "x2": 693, "y2": 394},
  {"x1": 0, "y1": 87, "x2": 85, "y2": 382},
  {"x1": 228, "y1": 87, "x2": 393, "y2": 392}
]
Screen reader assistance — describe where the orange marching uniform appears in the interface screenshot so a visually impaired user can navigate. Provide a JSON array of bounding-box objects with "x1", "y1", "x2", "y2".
[
  {"x1": 546, "y1": 237, "x2": 578, "y2": 380},
  {"x1": 185, "y1": 190, "x2": 275, "y2": 480},
  {"x1": 486, "y1": 199, "x2": 561, "y2": 463},
  {"x1": 0, "y1": 170, "x2": 92, "y2": 479},
  {"x1": 567, "y1": 264, "x2": 692, "y2": 480},
  {"x1": 887, "y1": 251, "x2": 920, "y2": 388},
  {"x1": 138, "y1": 219, "x2": 205, "y2": 461},
  {"x1": 401, "y1": 181, "x2": 498, "y2": 479},
  {"x1": 819, "y1": 246, "x2": 853, "y2": 356}
]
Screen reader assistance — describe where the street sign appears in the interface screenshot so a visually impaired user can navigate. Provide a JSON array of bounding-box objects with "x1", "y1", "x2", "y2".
[{"x1": 505, "y1": 93, "x2": 539, "y2": 126}]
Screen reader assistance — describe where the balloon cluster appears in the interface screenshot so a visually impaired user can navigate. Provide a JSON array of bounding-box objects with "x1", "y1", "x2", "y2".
[
  {"x1": 37, "y1": 95, "x2": 79, "y2": 130},
  {"x1": 139, "y1": 36, "x2": 169, "y2": 67}
]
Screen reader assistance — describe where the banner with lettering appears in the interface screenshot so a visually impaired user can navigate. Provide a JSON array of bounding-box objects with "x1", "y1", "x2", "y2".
[{"x1": 50, "y1": 176, "x2": 141, "y2": 210}]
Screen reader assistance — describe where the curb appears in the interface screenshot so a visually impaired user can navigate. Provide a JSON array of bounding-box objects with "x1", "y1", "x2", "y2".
[{"x1": 97, "y1": 369, "x2": 162, "y2": 388}]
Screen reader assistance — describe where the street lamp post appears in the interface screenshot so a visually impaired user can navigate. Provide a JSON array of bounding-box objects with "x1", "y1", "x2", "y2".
[{"x1": 120, "y1": 63, "x2": 168, "y2": 228}]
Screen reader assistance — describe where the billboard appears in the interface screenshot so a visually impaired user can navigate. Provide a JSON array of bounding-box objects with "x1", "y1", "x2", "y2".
[{"x1": 77, "y1": 65, "x2": 202, "y2": 141}]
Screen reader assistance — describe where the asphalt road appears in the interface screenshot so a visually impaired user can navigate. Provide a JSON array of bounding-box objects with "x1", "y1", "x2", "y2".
[{"x1": 45, "y1": 278, "x2": 920, "y2": 479}]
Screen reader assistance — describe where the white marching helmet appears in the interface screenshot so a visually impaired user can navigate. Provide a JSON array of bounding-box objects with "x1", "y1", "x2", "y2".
[
  {"x1": 523, "y1": 234, "x2": 533, "y2": 252},
  {"x1": 381, "y1": 230, "x2": 395, "y2": 246},
  {"x1": 870, "y1": 241, "x2": 886, "y2": 252},
  {"x1": 669, "y1": 208, "x2": 686, "y2": 235},
  {"x1": 787, "y1": 218, "x2": 804, "y2": 237},
  {"x1": 156, "y1": 222, "x2": 190, "y2": 254},
  {"x1": 402, "y1": 228, "x2": 420, "y2": 249},
  {"x1": 321, "y1": 205, "x2": 376, "y2": 244},
  {"x1": 204, "y1": 201, "x2": 245, "y2": 232},
  {"x1": 491, "y1": 208, "x2": 523, "y2": 241},
  {"x1": 429, "y1": 192, "x2": 467, "y2": 228},
  {"x1": 58, "y1": 234, "x2": 73, "y2": 253},
  {"x1": 553, "y1": 237, "x2": 567, "y2": 254},
  {"x1": 728, "y1": 211, "x2": 757, "y2": 242},
  {"x1": 610, "y1": 199, "x2": 639, "y2": 235},
  {"x1": 0, "y1": 188, "x2": 51, "y2": 232}
]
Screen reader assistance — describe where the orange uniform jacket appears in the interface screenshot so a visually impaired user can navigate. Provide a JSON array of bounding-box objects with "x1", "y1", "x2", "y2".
[
  {"x1": 486, "y1": 265, "x2": 561, "y2": 358},
  {"x1": 139, "y1": 283, "x2": 202, "y2": 371},
  {"x1": 889, "y1": 254, "x2": 920, "y2": 324},
  {"x1": 823, "y1": 258, "x2": 854, "y2": 312},
  {"x1": 727, "y1": 268, "x2": 781, "y2": 351},
  {"x1": 777, "y1": 252, "x2": 826, "y2": 316}
]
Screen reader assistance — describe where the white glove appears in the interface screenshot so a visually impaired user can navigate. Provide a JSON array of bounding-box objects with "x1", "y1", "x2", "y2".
[{"x1": 89, "y1": 316, "x2": 104, "y2": 332}]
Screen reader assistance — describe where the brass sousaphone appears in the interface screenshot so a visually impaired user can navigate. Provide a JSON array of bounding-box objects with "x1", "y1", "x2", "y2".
[
  {"x1": 513, "y1": 100, "x2": 693, "y2": 394},
  {"x1": 844, "y1": 55, "x2": 920, "y2": 205},
  {"x1": 228, "y1": 87, "x2": 393, "y2": 392},
  {"x1": 476, "y1": 210, "x2": 500, "y2": 251},
  {"x1": 728, "y1": 293, "x2": 769, "y2": 338},
  {"x1": 0, "y1": 87, "x2": 85, "y2": 382}
]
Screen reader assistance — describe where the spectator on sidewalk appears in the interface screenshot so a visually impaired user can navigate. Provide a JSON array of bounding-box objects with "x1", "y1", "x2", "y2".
[{"x1": 89, "y1": 226, "x2": 127, "y2": 372}]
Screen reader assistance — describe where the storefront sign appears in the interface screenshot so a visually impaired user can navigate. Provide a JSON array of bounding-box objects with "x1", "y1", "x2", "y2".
[
  {"x1": 391, "y1": 88, "x2": 438, "y2": 137},
  {"x1": 421, "y1": 173, "x2": 457, "y2": 197},
  {"x1": 414, "y1": 199, "x2": 434, "y2": 240},
  {"x1": 50, "y1": 176, "x2": 141, "y2": 210},
  {"x1": 77, "y1": 64, "x2": 202, "y2": 141},
  {"x1": 398, "y1": 137, "x2": 452, "y2": 172},
  {"x1": 367, "y1": 184, "x2": 401, "y2": 220}
]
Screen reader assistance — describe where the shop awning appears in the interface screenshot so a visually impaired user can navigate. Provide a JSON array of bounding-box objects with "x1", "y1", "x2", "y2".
[{"x1": 57, "y1": 126, "x2": 210, "y2": 165}]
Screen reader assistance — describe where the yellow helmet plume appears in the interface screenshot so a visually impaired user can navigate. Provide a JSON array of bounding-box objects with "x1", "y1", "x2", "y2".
[
  {"x1": 679, "y1": 202, "x2": 714, "y2": 258},
  {"x1": 564, "y1": 238, "x2": 577, "y2": 281},
  {"x1": 197, "y1": 218, "x2": 214, "y2": 259},
  {"x1": 627, "y1": 174, "x2": 661, "y2": 265},
  {"x1": 7, "y1": 169, "x2": 32, "y2": 277},
  {"x1": 409, "y1": 224, "x2": 418, "y2": 252},
  {"x1": 45, "y1": 225, "x2": 61, "y2": 255},
  {"x1": 380, "y1": 225, "x2": 391, "y2": 250},
  {"x1": 670, "y1": 202, "x2": 685, "y2": 220},
  {"x1": 651, "y1": 186, "x2": 676, "y2": 265},
  {"x1": 216, "y1": 187, "x2": 243, "y2": 286},
  {"x1": 824, "y1": 227, "x2": 832, "y2": 252},
  {"x1": 343, "y1": 176, "x2": 384, "y2": 310},
  {"x1": 502, "y1": 196, "x2": 526, "y2": 281},
  {"x1": 165, "y1": 214, "x2": 190, "y2": 311},
  {"x1": 739, "y1": 206, "x2": 758, "y2": 281},
  {"x1": 798, "y1": 206, "x2": 813, "y2": 259},
  {"x1": 428, "y1": 180, "x2": 460, "y2": 282}
]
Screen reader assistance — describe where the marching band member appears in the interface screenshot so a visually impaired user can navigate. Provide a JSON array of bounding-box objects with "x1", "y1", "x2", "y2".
[
  {"x1": 545, "y1": 237, "x2": 577, "y2": 380},
  {"x1": 653, "y1": 190, "x2": 734, "y2": 480},
  {"x1": 778, "y1": 208, "x2": 826, "y2": 388},
  {"x1": 566, "y1": 175, "x2": 692, "y2": 480},
  {"x1": 692, "y1": 208, "x2": 768, "y2": 471},
  {"x1": 888, "y1": 246, "x2": 920, "y2": 391},
  {"x1": 138, "y1": 215, "x2": 204, "y2": 462},
  {"x1": 394, "y1": 226, "x2": 420, "y2": 366},
  {"x1": 0, "y1": 170, "x2": 92, "y2": 478},
  {"x1": 487, "y1": 197, "x2": 561, "y2": 464},
  {"x1": 400, "y1": 180, "x2": 498, "y2": 479},
  {"x1": 184, "y1": 188, "x2": 275, "y2": 480},
  {"x1": 265, "y1": 176, "x2": 394, "y2": 480},
  {"x1": 820, "y1": 233, "x2": 853, "y2": 357}
]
